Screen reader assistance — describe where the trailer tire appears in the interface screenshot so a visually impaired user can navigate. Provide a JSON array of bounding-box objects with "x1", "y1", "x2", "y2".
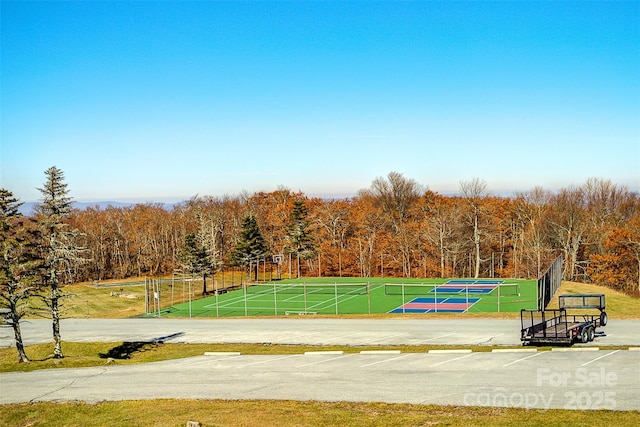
[
  {"x1": 600, "y1": 311, "x2": 608, "y2": 327},
  {"x1": 580, "y1": 328, "x2": 589, "y2": 343},
  {"x1": 587, "y1": 326, "x2": 595, "y2": 342}
]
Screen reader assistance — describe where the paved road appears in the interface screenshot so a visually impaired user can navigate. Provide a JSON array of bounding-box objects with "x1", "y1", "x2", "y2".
[
  {"x1": 2, "y1": 318, "x2": 640, "y2": 348},
  {"x1": 1, "y1": 318, "x2": 638, "y2": 410}
]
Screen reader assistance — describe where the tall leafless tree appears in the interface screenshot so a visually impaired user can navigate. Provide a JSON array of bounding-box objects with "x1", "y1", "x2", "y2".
[{"x1": 460, "y1": 178, "x2": 490, "y2": 278}]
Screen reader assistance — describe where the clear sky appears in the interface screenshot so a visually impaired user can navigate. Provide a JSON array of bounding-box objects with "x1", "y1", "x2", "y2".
[{"x1": 2, "y1": 1, "x2": 639, "y2": 203}]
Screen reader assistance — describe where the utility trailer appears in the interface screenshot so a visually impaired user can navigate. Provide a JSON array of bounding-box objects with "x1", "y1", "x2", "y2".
[{"x1": 520, "y1": 294, "x2": 606, "y2": 346}]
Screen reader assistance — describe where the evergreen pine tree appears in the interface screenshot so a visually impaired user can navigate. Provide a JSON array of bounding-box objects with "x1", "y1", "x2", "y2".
[
  {"x1": 35, "y1": 166, "x2": 82, "y2": 359},
  {"x1": 228, "y1": 215, "x2": 268, "y2": 281},
  {"x1": 0, "y1": 189, "x2": 41, "y2": 362},
  {"x1": 286, "y1": 200, "x2": 315, "y2": 278},
  {"x1": 179, "y1": 232, "x2": 212, "y2": 294}
]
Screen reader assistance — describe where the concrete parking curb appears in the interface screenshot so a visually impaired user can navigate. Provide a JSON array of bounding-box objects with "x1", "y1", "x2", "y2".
[
  {"x1": 428, "y1": 349, "x2": 472, "y2": 354},
  {"x1": 551, "y1": 347, "x2": 599, "y2": 352},
  {"x1": 304, "y1": 351, "x2": 344, "y2": 355},
  {"x1": 360, "y1": 350, "x2": 402, "y2": 355},
  {"x1": 203, "y1": 352, "x2": 242, "y2": 356},
  {"x1": 491, "y1": 348, "x2": 538, "y2": 353}
]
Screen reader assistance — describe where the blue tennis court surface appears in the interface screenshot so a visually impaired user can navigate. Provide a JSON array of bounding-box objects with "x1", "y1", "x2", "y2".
[
  {"x1": 389, "y1": 297, "x2": 480, "y2": 313},
  {"x1": 430, "y1": 279, "x2": 504, "y2": 294}
]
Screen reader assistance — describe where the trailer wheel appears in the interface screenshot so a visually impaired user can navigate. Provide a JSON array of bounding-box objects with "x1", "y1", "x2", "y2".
[
  {"x1": 580, "y1": 328, "x2": 589, "y2": 343},
  {"x1": 600, "y1": 311, "x2": 608, "y2": 327},
  {"x1": 587, "y1": 326, "x2": 595, "y2": 342}
]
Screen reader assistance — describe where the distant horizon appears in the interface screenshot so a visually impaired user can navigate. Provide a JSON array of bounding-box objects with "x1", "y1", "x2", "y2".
[{"x1": 15, "y1": 175, "x2": 639, "y2": 207}]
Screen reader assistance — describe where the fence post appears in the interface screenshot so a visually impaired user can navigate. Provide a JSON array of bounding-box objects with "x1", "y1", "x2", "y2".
[
  {"x1": 435, "y1": 285, "x2": 438, "y2": 313},
  {"x1": 274, "y1": 281, "x2": 278, "y2": 316}
]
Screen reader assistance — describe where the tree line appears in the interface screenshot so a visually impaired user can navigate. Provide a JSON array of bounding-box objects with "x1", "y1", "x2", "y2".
[
  {"x1": 66, "y1": 171, "x2": 640, "y2": 295},
  {"x1": 2, "y1": 169, "x2": 639, "y2": 361}
]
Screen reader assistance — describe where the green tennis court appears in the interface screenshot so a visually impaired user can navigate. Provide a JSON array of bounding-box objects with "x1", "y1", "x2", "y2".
[{"x1": 152, "y1": 277, "x2": 537, "y2": 317}]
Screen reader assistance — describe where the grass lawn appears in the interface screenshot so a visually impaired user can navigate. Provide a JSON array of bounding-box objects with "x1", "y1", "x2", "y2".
[
  {"x1": 1, "y1": 399, "x2": 639, "y2": 427},
  {"x1": 0, "y1": 340, "x2": 633, "y2": 373}
]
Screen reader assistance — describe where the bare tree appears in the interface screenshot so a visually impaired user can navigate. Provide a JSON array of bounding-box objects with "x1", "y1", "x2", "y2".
[
  {"x1": 545, "y1": 185, "x2": 588, "y2": 281},
  {"x1": 362, "y1": 172, "x2": 423, "y2": 277},
  {"x1": 422, "y1": 191, "x2": 462, "y2": 278},
  {"x1": 513, "y1": 187, "x2": 552, "y2": 278},
  {"x1": 459, "y1": 178, "x2": 490, "y2": 278}
]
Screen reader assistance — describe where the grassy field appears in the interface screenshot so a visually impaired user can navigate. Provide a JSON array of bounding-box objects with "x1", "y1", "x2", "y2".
[
  {"x1": 1, "y1": 340, "x2": 634, "y2": 373},
  {"x1": 1, "y1": 399, "x2": 638, "y2": 427},
  {"x1": 547, "y1": 281, "x2": 640, "y2": 319}
]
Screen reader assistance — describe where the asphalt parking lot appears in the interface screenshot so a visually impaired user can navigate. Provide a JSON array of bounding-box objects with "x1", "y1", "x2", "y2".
[
  {"x1": 1, "y1": 348, "x2": 638, "y2": 410},
  {"x1": 1, "y1": 318, "x2": 638, "y2": 410},
  {"x1": 2, "y1": 317, "x2": 639, "y2": 347}
]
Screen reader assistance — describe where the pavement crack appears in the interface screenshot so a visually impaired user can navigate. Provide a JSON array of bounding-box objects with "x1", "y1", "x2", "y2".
[{"x1": 29, "y1": 368, "x2": 107, "y2": 403}]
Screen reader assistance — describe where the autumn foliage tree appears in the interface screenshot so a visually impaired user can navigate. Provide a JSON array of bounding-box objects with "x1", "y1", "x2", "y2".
[
  {"x1": 588, "y1": 213, "x2": 640, "y2": 295},
  {"x1": 39, "y1": 174, "x2": 637, "y2": 297}
]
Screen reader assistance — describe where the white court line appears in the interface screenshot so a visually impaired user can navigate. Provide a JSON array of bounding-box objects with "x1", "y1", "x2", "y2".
[
  {"x1": 502, "y1": 351, "x2": 543, "y2": 367},
  {"x1": 360, "y1": 353, "x2": 413, "y2": 368},
  {"x1": 581, "y1": 350, "x2": 621, "y2": 367},
  {"x1": 295, "y1": 354, "x2": 354, "y2": 368},
  {"x1": 429, "y1": 352, "x2": 477, "y2": 367},
  {"x1": 306, "y1": 292, "x2": 364, "y2": 312}
]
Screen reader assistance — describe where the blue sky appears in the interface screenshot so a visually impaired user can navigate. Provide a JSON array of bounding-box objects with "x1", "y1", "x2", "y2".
[{"x1": 2, "y1": 1, "x2": 639, "y2": 203}]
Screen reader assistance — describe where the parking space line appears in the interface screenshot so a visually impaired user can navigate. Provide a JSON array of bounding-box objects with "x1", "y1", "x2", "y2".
[
  {"x1": 360, "y1": 353, "x2": 413, "y2": 368},
  {"x1": 317, "y1": 332, "x2": 362, "y2": 344},
  {"x1": 421, "y1": 333, "x2": 457, "y2": 342},
  {"x1": 469, "y1": 333, "x2": 504, "y2": 344},
  {"x1": 236, "y1": 354, "x2": 299, "y2": 368},
  {"x1": 502, "y1": 351, "x2": 543, "y2": 367},
  {"x1": 366, "y1": 333, "x2": 407, "y2": 344},
  {"x1": 581, "y1": 350, "x2": 621, "y2": 366},
  {"x1": 429, "y1": 352, "x2": 477, "y2": 367},
  {"x1": 295, "y1": 354, "x2": 353, "y2": 368}
]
